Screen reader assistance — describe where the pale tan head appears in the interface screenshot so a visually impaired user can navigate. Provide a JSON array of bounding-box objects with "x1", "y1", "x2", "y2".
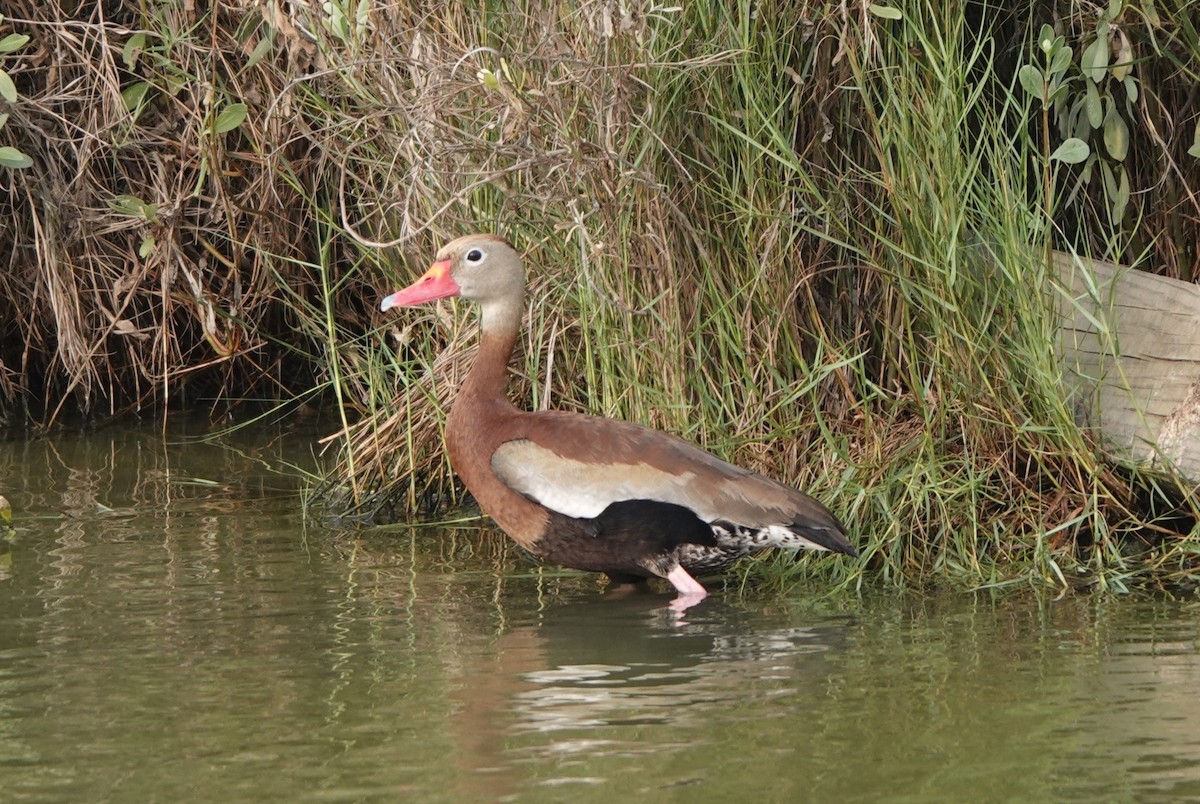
[{"x1": 380, "y1": 234, "x2": 525, "y2": 315}]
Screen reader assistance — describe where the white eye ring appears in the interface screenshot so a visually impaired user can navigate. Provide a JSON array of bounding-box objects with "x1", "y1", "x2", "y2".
[{"x1": 465, "y1": 248, "x2": 485, "y2": 263}]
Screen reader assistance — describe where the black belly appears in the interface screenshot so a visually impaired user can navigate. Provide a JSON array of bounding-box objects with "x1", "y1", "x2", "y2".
[{"x1": 535, "y1": 498, "x2": 721, "y2": 579}]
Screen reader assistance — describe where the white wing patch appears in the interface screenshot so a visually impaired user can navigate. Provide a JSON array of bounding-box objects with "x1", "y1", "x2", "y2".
[{"x1": 492, "y1": 440, "x2": 700, "y2": 520}]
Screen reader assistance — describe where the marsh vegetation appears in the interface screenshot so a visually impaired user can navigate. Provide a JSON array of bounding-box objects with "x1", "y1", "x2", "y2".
[{"x1": 2, "y1": 1, "x2": 1199, "y2": 591}]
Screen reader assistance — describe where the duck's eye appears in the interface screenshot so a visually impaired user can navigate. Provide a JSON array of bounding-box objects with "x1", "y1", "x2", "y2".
[{"x1": 465, "y1": 248, "x2": 484, "y2": 263}]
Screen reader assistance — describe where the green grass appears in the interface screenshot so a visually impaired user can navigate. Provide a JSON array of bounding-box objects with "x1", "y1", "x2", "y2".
[
  {"x1": 6, "y1": 1, "x2": 1200, "y2": 594},
  {"x1": 309, "y1": 0, "x2": 1200, "y2": 594}
]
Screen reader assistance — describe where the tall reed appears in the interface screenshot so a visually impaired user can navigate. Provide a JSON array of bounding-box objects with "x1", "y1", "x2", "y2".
[
  {"x1": 4, "y1": 1, "x2": 1199, "y2": 590},
  {"x1": 317, "y1": 0, "x2": 1200, "y2": 591}
]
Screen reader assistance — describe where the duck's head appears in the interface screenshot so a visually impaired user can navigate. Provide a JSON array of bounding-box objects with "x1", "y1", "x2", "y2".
[{"x1": 380, "y1": 234, "x2": 524, "y2": 312}]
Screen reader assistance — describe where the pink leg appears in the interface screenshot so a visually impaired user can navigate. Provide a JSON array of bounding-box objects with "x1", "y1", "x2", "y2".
[{"x1": 665, "y1": 565, "x2": 708, "y2": 611}]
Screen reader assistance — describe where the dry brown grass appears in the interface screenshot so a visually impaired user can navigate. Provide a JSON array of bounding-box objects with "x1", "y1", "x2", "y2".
[
  {"x1": 309, "y1": 3, "x2": 783, "y2": 514},
  {"x1": 1, "y1": 1, "x2": 347, "y2": 420},
  {"x1": 2, "y1": 2, "x2": 1200, "y2": 588}
]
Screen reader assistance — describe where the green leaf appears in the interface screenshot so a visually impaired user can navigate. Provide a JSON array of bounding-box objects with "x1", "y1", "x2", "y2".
[
  {"x1": 1103, "y1": 109, "x2": 1129, "y2": 161},
  {"x1": 1058, "y1": 95, "x2": 1078, "y2": 139},
  {"x1": 108, "y1": 194, "x2": 159, "y2": 222},
  {"x1": 1050, "y1": 138, "x2": 1091, "y2": 164},
  {"x1": 0, "y1": 69, "x2": 16, "y2": 104},
  {"x1": 0, "y1": 33, "x2": 29, "y2": 53},
  {"x1": 1049, "y1": 43, "x2": 1072, "y2": 76},
  {"x1": 867, "y1": 4, "x2": 903, "y2": 19},
  {"x1": 326, "y1": 2, "x2": 349, "y2": 39},
  {"x1": 108, "y1": 195, "x2": 141, "y2": 216},
  {"x1": 1047, "y1": 80, "x2": 1072, "y2": 105},
  {"x1": 1071, "y1": 99, "x2": 1093, "y2": 141},
  {"x1": 245, "y1": 34, "x2": 274, "y2": 70},
  {"x1": 213, "y1": 102, "x2": 247, "y2": 134},
  {"x1": 122, "y1": 32, "x2": 146, "y2": 69},
  {"x1": 476, "y1": 68, "x2": 501, "y2": 90},
  {"x1": 1080, "y1": 153, "x2": 1096, "y2": 184},
  {"x1": 1141, "y1": 0, "x2": 1161, "y2": 26},
  {"x1": 1123, "y1": 75, "x2": 1139, "y2": 104},
  {"x1": 1082, "y1": 35, "x2": 1109, "y2": 82},
  {"x1": 1100, "y1": 159, "x2": 1117, "y2": 201},
  {"x1": 138, "y1": 234, "x2": 156, "y2": 259},
  {"x1": 1038, "y1": 24, "x2": 1055, "y2": 52},
  {"x1": 0, "y1": 145, "x2": 31, "y2": 169},
  {"x1": 1061, "y1": 95, "x2": 1078, "y2": 128},
  {"x1": 164, "y1": 71, "x2": 187, "y2": 97},
  {"x1": 121, "y1": 81, "x2": 151, "y2": 111},
  {"x1": 1109, "y1": 165, "x2": 1130, "y2": 223},
  {"x1": 1085, "y1": 81, "x2": 1103, "y2": 128},
  {"x1": 1189, "y1": 120, "x2": 1200, "y2": 159},
  {"x1": 1018, "y1": 64, "x2": 1044, "y2": 99}
]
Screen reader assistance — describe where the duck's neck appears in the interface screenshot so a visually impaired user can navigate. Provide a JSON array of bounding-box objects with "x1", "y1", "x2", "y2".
[
  {"x1": 459, "y1": 295, "x2": 523, "y2": 406},
  {"x1": 446, "y1": 293, "x2": 549, "y2": 549},
  {"x1": 458, "y1": 327, "x2": 518, "y2": 406}
]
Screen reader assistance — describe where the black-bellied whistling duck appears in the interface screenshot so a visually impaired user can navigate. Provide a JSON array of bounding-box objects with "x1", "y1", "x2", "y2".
[{"x1": 380, "y1": 234, "x2": 856, "y2": 610}]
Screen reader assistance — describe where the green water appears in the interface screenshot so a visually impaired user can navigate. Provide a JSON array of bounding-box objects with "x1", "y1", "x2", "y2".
[{"x1": 2, "y1": 423, "x2": 1200, "y2": 803}]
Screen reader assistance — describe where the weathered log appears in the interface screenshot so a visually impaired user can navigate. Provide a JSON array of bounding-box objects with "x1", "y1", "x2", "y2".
[{"x1": 1056, "y1": 252, "x2": 1200, "y2": 480}]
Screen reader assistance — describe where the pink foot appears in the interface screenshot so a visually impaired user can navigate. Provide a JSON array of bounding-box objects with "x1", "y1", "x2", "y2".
[{"x1": 665, "y1": 565, "x2": 708, "y2": 611}]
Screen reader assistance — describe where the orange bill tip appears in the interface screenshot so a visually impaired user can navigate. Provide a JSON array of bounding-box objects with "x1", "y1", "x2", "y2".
[{"x1": 380, "y1": 259, "x2": 459, "y2": 312}]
